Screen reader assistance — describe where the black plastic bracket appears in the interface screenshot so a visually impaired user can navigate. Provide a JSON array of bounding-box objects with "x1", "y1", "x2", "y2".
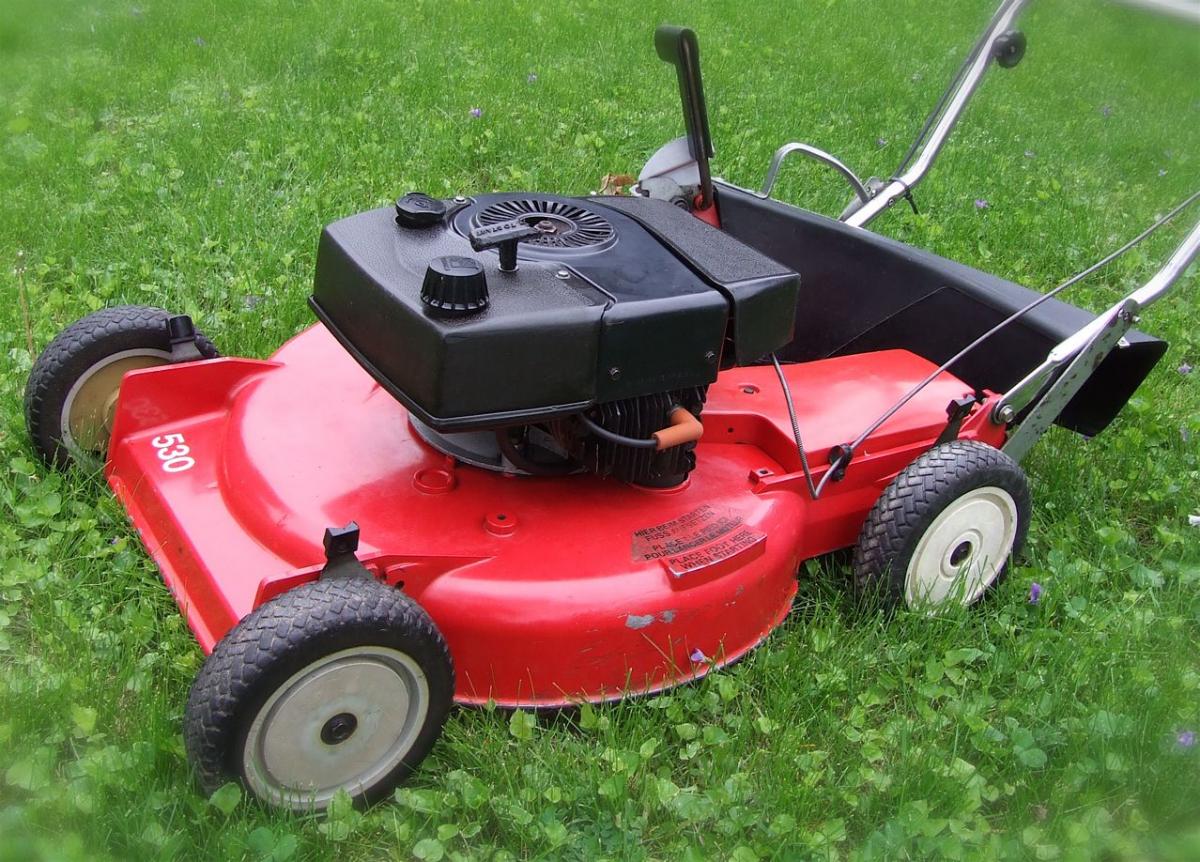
[
  {"x1": 888, "y1": 178, "x2": 920, "y2": 216},
  {"x1": 827, "y1": 443, "x2": 854, "y2": 482},
  {"x1": 468, "y1": 219, "x2": 542, "y2": 272},
  {"x1": 166, "y1": 315, "x2": 204, "y2": 363},
  {"x1": 654, "y1": 25, "x2": 714, "y2": 209},
  {"x1": 935, "y1": 392, "x2": 985, "y2": 446},
  {"x1": 320, "y1": 521, "x2": 373, "y2": 580}
]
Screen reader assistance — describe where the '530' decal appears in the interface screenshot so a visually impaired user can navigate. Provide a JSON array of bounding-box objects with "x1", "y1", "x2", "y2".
[{"x1": 150, "y1": 433, "x2": 195, "y2": 473}]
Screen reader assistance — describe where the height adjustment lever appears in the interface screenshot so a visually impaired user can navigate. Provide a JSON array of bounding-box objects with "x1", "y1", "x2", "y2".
[
  {"x1": 468, "y1": 219, "x2": 541, "y2": 272},
  {"x1": 166, "y1": 315, "x2": 204, "y2": 363},
  {"x1": 320, "y1": 522, "x2": 373, "y2": 580},
  {"x1": 935, "y1": 392, "x2": 985, "y2": 446}
]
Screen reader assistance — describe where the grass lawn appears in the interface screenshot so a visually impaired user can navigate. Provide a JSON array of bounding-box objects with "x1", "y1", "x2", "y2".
[{"x1": 2, "y1": 0, "x2": 1199, "y2": 858}]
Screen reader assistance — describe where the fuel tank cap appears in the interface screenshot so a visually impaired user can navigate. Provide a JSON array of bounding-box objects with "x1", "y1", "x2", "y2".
[
  {"x1": 395, "y1": 192, "x2": 447, "y2": 228},
  {"x1": 420, "y1": 255, "x2": 489, "y2": 315}
]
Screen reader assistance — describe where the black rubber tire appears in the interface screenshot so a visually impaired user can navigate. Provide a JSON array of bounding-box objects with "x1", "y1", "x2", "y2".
[
  {"x1": 852, "y1": 440, "x2": 1031, "y2": 611},
  {"x1": 25, "y1": 305, "x2": 218, "y2": 468},
  {"x1": 183, "y1": 578, "x2": 454, "y2": 811}
]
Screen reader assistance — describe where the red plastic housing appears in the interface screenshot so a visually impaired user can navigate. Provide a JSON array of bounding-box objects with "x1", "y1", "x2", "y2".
[{"x1": 106, "y1": 324, "x2": 1004, "y2": 707}]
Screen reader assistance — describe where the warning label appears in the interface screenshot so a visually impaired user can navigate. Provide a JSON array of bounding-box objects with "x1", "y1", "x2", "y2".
[
  {"x1": 664, "y1": 527, "x2": 765, "y2": 578},
  {"x1": 632, "y1": 504, "x2": 744, "y2": 561}
]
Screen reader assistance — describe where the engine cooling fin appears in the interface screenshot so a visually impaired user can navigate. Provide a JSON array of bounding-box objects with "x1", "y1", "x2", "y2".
[
  {"x1": 553, "y1": 387, "x2": 707, "y2": 487},
  {"x1": 471, "y1": 198, "x2": 616, "y2": 252}
]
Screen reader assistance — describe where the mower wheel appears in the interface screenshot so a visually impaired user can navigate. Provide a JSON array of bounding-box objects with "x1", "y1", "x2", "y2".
[
  {"x1": 25, "y1": 305, "x2": 218, "y2": 468},
  {"x1": 183, "y1": 578, "x2": 453, "y2": 812},
  {"x1": 852, "y1": 440, "x2": 1031, "y2": 612}
]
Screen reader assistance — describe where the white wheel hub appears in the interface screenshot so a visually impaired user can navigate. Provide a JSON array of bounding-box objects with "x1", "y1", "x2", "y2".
[
  {"x1": 242, "y1": 645, "x2": 430, "y2": 810},
  {"x1": 60, "y1": 347, "x2": 172, "y2": 463},
  {"x1": 904, "y1": 485, "x2": 1019, "y2": 610}
]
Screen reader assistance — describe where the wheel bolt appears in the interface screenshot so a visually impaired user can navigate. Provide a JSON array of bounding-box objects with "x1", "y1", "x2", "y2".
[{"x1": 320, "y1": 712, "x2": 358, "y2": 745}]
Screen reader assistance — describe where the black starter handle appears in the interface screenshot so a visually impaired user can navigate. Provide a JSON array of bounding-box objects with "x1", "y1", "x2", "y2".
[
  {"x1": 469, "y1": 218, "x2": 541, "y2": 272},
  {"x1": 654, "y1": 25, "x2": 714, "y2": 208}
]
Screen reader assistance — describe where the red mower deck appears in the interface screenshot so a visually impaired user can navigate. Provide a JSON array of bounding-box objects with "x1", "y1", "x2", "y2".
[{"x1": 106, "y1": 323, "x2": 1003, "y2": 706}]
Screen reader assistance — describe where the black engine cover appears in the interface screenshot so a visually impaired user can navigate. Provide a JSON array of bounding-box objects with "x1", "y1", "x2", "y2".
[{"x1": 310, "y1": 192, "x2": 798, "y2": 431}]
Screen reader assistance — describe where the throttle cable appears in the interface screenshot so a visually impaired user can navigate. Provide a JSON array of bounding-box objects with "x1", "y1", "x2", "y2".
[{"x1": 773, "y1": 187, "x2": 1200, "y2": 501}]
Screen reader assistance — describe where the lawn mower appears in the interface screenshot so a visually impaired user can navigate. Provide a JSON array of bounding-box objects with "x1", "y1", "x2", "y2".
[{"x1": 24, "y1": 0, "x2": 1198, "y2": 811}]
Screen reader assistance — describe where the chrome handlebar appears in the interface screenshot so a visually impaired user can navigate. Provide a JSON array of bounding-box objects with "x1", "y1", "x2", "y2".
[
  {"x1": 755, "y1": 0, "x2": 1031, "y2": 226},
  {"x1": 751, "y1": 0, "x2": 1198, "y2": 460},
  {"x1": 842, "y1": 0, "x2": 1030, "y2": 226},
  {"x1": 759, "y1": 143, "x2": 872, "y2": 204}
]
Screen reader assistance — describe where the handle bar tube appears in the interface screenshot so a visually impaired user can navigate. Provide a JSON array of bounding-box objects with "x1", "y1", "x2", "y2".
[{"x1": 843, "y1": 0, "x2": 1031, "y2": 227}]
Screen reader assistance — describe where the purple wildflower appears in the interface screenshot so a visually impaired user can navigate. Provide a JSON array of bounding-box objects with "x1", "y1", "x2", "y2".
[
  {"x1": 875, "y1": 137, "x2": 888, "y2": 149},
  {"x1": 1029, "y1": 582, "x2": 1042, "y2": 604},
  {"x1": 974, "y1": 198, "x2": 990, "y2": 211},
  {"x1": 1178, "y1": 362, "x2": 1193, "y2": 375},
  {"x1": 1100, "y1": 105, "x2": 1113, "y2": 118},
  {"x1": 1177, "y1": 730, "x2": 1196, "y2": 749},
  {"x1": 689, "y1": 647, "x2": 708, "y2": 664},
  {"x1": 527, "y1": 73, "x2": 538, "y2": 84},
  {"x1": 469, "y1": 107, "x2": 483, "y2": 119},
  {"x1": 193, "y1": 36, "x2": 207, "y2": 47}
]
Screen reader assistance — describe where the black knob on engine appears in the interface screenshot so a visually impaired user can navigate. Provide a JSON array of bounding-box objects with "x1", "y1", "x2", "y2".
[
  {"x1": 421, "y1": 256, "x2": 489, "y2": 315},
  {"x1": 395, "y1": 192, "x2": 447, "y2": 228},
  {"x1": 468, "y1": 218, "x2": 542, "y2": 272}
]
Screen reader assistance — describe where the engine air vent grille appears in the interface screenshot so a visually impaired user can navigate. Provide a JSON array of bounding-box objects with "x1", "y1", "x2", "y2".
[{"x1": 471, "y1": 198, "x2": 616, "y2": 253}]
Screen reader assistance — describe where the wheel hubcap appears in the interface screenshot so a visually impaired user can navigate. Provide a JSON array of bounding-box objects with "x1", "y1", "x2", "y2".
[
  {"x1": 904, "y1": 486, "x2": 1019, "y2": 610},
  {"x1": 61, "y1": 349, "x2": 171, "y2": 459},
  {"x1": 949, "y1": 540, "x2": 973, "y2": 567},
  {"x1": 320, "y1": 712, "x2": 359, "y2": 745},
  {"x1": 242, "y1": 646, "x2": 430, "y2": 810}
]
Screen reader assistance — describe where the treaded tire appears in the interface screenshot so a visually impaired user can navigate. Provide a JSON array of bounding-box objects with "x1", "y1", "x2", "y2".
[
  {"x1": 852, "y1": 440, "x2": 1031, "y2": 611},
  {"x1": 183, "y1": 578, "x2": 454, "y2": 812},
  {"x1": 25, "y1": 305, "x2": 218, "y2": 468}
]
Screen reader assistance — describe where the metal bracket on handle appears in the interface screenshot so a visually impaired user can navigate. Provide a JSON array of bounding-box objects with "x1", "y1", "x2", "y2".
[
  {"x1": 1001, "y1": 300, "x2": 1138, "y2": 462},
  {"x1": 997, "y1": 215, "x2": 1200, "y2": 460},
  {"x1": 759, "y1": 142, "x2": 872, "y2": 204}
]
